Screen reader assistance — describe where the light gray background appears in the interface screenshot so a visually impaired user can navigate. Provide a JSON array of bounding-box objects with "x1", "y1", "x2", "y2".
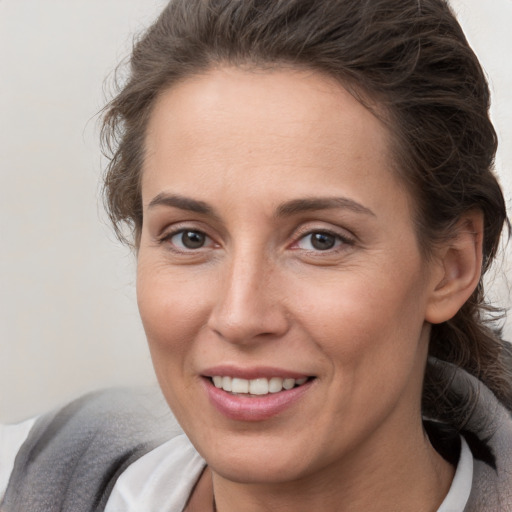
[{"x1": 0, "y1": 0, "x2": 510, "y2": 422}]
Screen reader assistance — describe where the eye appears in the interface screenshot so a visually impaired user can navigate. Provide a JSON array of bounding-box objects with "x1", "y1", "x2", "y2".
[
  {"x1": 168, "y1": 230, "x2": 212, "y2": 250},
  {"x1": 295, "y1": 231, "x2": 344, "y2": 251}
]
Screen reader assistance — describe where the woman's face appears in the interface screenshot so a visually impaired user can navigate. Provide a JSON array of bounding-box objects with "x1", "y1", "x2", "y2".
[{"x1": 137, "y1": 67, "x2": 440, "y2": 483}]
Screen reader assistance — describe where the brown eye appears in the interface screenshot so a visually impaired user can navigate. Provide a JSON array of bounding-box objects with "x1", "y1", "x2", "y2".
[
  {"x1": 310, "y1": 233, "x2": 336, "y2": 250},
  {"x1": 171, "y1": 230, "x2": 208, "y2": 250},
  {"x1": 297, "y1": 231, "x2": 341, "y2": 251}
]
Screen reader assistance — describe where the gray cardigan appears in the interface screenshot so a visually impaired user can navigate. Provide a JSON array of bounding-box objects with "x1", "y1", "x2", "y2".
[{"x1": 2, "y1": 361, "x2": 511, "y2": 512}]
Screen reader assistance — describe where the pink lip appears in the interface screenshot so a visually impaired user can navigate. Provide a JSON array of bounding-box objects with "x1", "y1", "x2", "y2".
[
  {"x1": 201, "y1": 365, "x2": 309, "y2": 380},
  {"x1": 202, "y1": 376, "x2": 314, "y2": 422}
]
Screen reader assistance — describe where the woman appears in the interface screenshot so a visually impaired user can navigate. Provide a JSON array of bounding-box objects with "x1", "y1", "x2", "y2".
[{"x1": 1, "y1": 0, "x2": 511, "y2": 510}]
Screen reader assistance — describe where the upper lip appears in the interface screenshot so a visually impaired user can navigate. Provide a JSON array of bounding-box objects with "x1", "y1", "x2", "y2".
[{"x1": 201, "y1": 365, "x2": 312, "y2": 380}]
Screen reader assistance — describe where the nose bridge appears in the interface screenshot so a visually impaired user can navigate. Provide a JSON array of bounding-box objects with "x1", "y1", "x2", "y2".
[{"x1": 208, "y1": 242, "x2": 287, "y2": 343}]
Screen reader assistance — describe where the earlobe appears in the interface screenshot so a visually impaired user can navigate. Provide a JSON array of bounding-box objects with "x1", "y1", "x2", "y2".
[{"x1": 425, "y1": 211, "x2": 484, "y2": 324}]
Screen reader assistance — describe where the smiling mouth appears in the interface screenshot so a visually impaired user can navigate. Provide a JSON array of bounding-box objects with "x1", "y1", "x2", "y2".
[{"x1": 209, "y1": 376, "x2": 313, "y2": 396}]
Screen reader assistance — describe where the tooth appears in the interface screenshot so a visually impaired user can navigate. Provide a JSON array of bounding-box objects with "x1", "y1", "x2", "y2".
[
  {"x1": 268, "y1": 377, "x2": 283, "y2": 393},
  {"x1": 222, "y1": 376, "x2": 232, "y2": 392},
  {"x1": 283, "y1": 378, "x2": 295, "y2": 390},
  {"x1": 216, "y1": 375, "x2": 308, "y2": 394},
  {"x1": 249, "y1": 378, "x2": 269, "y2": 395},
  {"x1": 232, "y1": 378, "x2": 249, "y2": 393}
]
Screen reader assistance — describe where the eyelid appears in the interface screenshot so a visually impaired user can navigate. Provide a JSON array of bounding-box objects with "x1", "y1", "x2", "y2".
[
  {"x1": 157, "y1": 224, "x2": 219, "y2": 252},
  {"x1": 296, "y1": 232, "x2": 341, "y2": 250},
  {"x1": 291, "y1": 223, "x2": 355, "y2": 245}
]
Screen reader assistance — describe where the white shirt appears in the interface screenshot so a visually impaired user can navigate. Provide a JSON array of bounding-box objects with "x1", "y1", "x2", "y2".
[{"x1": 0, "y1": 419, "x2": 473, "y2": 511}]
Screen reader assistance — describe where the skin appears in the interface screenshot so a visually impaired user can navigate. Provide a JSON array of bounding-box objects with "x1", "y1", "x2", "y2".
[{"x1": 136, "y1": 67, "x2": 467, "y2": 511}]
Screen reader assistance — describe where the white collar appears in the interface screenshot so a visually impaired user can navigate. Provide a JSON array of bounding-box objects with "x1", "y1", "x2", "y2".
[{"x1": 436, "y1": 436, "x2": 473, "y2": 512}]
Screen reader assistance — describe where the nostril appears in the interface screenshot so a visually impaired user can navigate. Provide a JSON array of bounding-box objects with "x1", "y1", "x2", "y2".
[
  {"x1": 206, "y1": 276, "x2": 290, "y2": 343},
  {"x1": 207, "y1": 320, "x2": 289, "y2": 345}
]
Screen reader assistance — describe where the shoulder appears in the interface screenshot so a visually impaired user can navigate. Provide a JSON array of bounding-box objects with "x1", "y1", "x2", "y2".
[
  {"x1": 1, "y1": 387, "x2": 184, "y2": 512},
  {"x1": 0, "y1": 417, "x2": 37, "y2": 501},
  {"x1": 464, "y1": 379, "x2": 512, "y2": 511},
  {"x1": 431, "y1": 360, "x2": 512, "y2": 511}
]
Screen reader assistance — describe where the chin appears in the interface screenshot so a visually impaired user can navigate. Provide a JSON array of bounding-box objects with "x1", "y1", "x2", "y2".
[
  {"x1": 194, "y1": 429, "x2": 323, "y2": 484},
  {"x1": 210, "y1": 454, "x2": 309, "y2": 485}
]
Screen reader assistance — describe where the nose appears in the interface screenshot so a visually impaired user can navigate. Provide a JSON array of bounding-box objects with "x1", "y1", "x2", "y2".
[{"x1": 207, "y1": 250, "x2": 290, "y2": 345}]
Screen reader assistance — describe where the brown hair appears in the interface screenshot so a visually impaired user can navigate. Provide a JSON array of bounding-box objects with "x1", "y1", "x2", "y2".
[{"x1": 102, "y1": 0, "x2": 511, "y2": 421}]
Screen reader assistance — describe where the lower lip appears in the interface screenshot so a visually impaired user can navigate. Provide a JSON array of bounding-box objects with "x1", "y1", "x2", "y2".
[{"x1": 203, "y1": 378, "x2": 314, "y2": 421}]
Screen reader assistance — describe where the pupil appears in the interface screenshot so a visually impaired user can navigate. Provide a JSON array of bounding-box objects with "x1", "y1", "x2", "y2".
[
  {"x1": 311, "y1": 232, "x2": 335, "y2": 250},
  {"x1": 182, "y1": 231, "x2": 205, "y2": 249}
]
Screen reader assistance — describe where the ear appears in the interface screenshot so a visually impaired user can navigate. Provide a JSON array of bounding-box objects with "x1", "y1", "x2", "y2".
[{"x1": 425, "y1": 210, "x2": 484, "y2": 324}]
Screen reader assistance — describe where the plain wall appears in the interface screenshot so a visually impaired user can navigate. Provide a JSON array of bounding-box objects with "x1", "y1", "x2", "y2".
[{"x1": 0, "y1": 0, "x2": 511, "y2": 422}]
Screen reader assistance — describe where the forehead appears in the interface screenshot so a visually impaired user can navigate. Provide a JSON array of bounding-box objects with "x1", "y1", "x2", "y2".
[{"x1": 142, "y1": 66, "x2": 403, "y2": 208}]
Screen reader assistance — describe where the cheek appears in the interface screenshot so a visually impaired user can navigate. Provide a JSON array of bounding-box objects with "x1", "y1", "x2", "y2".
[
  {"x1": 136, "y1": 261, "x2": 216, "y2": 425},
  {"x1": 136, "y1": 260, "x2": 211, "y2": 365},
  {"x1": 295, "y1": 266, "x2": 430, "y2": 429},
  {"x1": 290, "y1": 258, "x2": 429, "y2": 371}
]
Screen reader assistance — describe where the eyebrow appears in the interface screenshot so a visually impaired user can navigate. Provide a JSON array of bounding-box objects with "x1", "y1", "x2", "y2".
[
  {"x1": 148, "y1": 192, "x2": 218, "y2": 218},
  {"x1": 276, "y1": 197, "x2": 375, "y2": 218},
  {"x1": 147, "y1": 192, "x2": 374, "y2": 219}
]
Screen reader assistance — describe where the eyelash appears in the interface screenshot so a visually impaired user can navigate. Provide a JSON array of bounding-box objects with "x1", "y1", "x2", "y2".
[
  {"x1": 158, "y1": 228, "x2": 216, "y2": 253},
  {"x1": 290, "y1": 228, "x2": 355, "y2": 253}
]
